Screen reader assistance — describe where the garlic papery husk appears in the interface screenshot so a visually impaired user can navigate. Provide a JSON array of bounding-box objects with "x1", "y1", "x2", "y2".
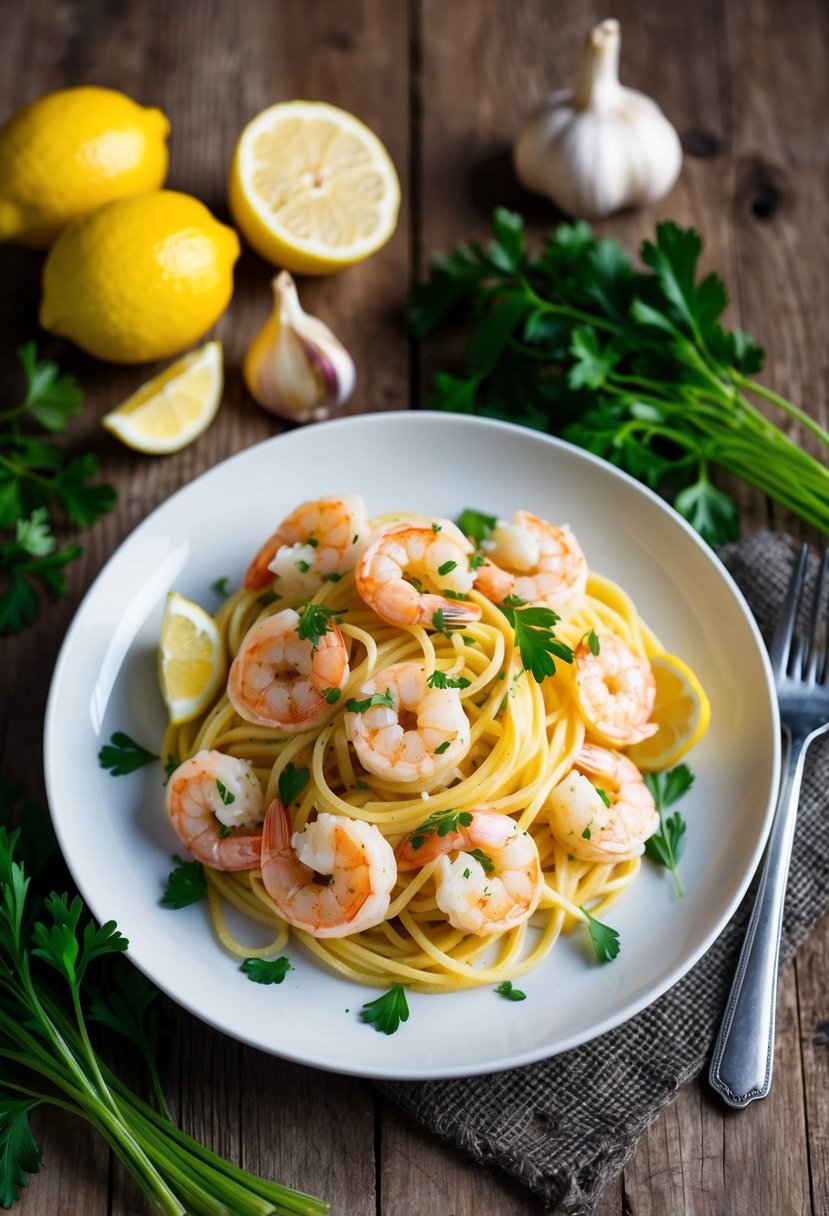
[
  {"x1": 243, "y1": 271, "x2": 356, "y2": 422},
  {"x1": 513, "y1": 18, "x2": 682, "y2": 220}
]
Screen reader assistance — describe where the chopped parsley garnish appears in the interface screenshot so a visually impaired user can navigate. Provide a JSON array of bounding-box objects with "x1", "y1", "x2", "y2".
[
  {"x1": 581, "y1": 820, "x2": 593, "y2": 840},
  {"x1": 278, "y1": 762, "x2": 310, "y2": 807},
  {"x1": 437, "y1": 560, "x2": 457, "y2": 576},
  {"x1": 431, "y1": 522, "x2": 441, "y2": 532},
  {"x1": 431, "y1": 607, "x2": 460, "y2": 637},
  {"x1": 495, "y1": 981, "x2": 527, "y2": 1001},
  {"x1": 218, "y1": 824, "x2": 231, "y2": 839},
  {"x1": 163, "y1": 754, "x2": 179, "y2": 782},
  {"x1": 596, "y1": 787, "x2": 611, "y2": 808},
  {"x1": 410, "y1": 809, "x2": 473, "y2": 851},
  {"x1": 360, "y1": 985, "x2": 409, "y2": 1035},
  {"x1": 325, "y1": 572, "x2": 342, "y2": 583},
  {"x1": 296, "y1": 601, "x2": 344, "y2": 646},
  {"x1": 456, "y1": 508, "x2": 497, "y2": 543},
  {"x1": 215, "y1": 780, "x2": 235, "y2": 806},
  {"x1": 240, "y1": 957, "x2": 292, "y2": 985},
  {"x1": 295, "y1": 559, "x2": 311, "y2": 573},
  {"x1": 466, "y1": 848, "x2": 495, "y2": 875},
  {"x1": 644, "y1": 763, "x2": 694, "y2": 897},
  {"x1": 582, "y1": 908, "x2": 621, "y2": 963},
  {"x1": 427, "y1": 671, "x2": 471, "y2": 690},
  {"x1": 306, "y1": 537, "x2": 319, "y2": 548},
  {"x1": 433, "y1": 741, "x2": 451, "y2": 755},
  {"x1": 499, "y1": 599, "x2": 574, "y2": 683},
  {"x1": 582, "y1": 629, "x2": 600, "y2": 655},
  {"x1": 211, "y1": 576, "x2": 230, "y2": 596},
  {"x1": 257, "y1": 590, "x2": 278, "y2": 607},
  {"x1": 161, "y1": 856, "x2": 207, "y2": 909},
  {"x1": 97, "y1": 732, "x2": 159, "y2": 777},
  {"x1": 322, "y1": 687, "x2": 342, "y2": 704},
  {"x1": 355, "y1": 780, "x2": 371, "y2": 792},
  {"x1": 346, "y1": 689, "x2": 394, "y2": 714}
]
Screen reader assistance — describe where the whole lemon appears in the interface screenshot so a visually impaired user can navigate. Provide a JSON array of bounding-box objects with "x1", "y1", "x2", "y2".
[
  {"x1": 40, "y1": 190, "x2": 240, "y2": 363},
  {"x1": 0, "y1": 86, "x2": 170, "y2": 249}
]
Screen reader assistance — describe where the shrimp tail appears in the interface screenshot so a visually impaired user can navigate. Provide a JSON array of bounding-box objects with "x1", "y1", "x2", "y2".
[{"x1": 262, "y1": 798, "x2": 292, "y2": 859}]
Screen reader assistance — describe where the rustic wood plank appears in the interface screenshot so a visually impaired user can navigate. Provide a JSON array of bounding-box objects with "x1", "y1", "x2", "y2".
[{"x1": 795, "y1": 911, "x2": 829, "y2": 1216}]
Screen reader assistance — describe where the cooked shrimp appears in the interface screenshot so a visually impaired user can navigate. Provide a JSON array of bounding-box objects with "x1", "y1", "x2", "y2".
[
  {"x1": 572, "y1": 631, "x2": 657, "y2": 746},
  {"x1": 474, "y1": 512, "x2": 587, "y2": 618},
  {"x1": 396, "y1": 809, "x2": 544, "y2": 935},
  {"x1": 227, "y1": 607, "x2": 349, "y2": 733},
  {"x1": 355, "y1": 518, "x2": 482, "y2": 628},
  {"x1": 243, "y1": 494, "x2": 369, "y2": 593},
  {"x1": 164, "y1": 750, "x2": 263, "y2": 870},
  {"x1": 546, "y1": 742, "x2": 658, "y2": 862},
  {"x1": 260, "y1": 801, "x2": 397, "y2": 938},
  {"x1": 344, "y1": 661, "x2": 471, "y2": 783}
]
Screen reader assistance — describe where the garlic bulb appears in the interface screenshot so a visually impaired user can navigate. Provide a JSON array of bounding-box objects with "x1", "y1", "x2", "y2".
[
  {"x1": 243, "y1": 271, "x2": 356, "y2": 422},
  {"x1": 514, "y1": 19, "x2": 682, "y2": 220}
]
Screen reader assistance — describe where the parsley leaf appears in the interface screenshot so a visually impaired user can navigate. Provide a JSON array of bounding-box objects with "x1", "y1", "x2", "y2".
[
  {"x1": 278, "y1": 762, "x2": 310, "y2": 806},
  {"x1": 296, "y1": 601, "x2": 344, "y2": 647},
  {"x1": 414, "y1": 211, "x2": 829, "y2": 546},
  {"x1": 495, "y1": 980, "x2": 527, "y2": 1001},
  {"x1": 409, "y1": 809, "x2": 473, "y2": 851},
  {"x1": 427, "y1": 670, "x2": 471, "y2": 690},
  {"x1": 581, "y1": 908, "x2": 621, "y2": 963},
  {"x1": 98, "y1": 731, "x2": 159, "y2": 777},
  {"x1": 346, "y1": 689, "x2": 395, "y2": 714},
  {"x1": 241, "y1": 957, "x2": 292, "y2": 985},
  {"x1": 0, "y1": 1097, "x2": 42, "y2": 1207},
  {"x1": 456, "y1": 507, "x2": 497, "y2": 543},
  {"x1": 360, "y1": 985, "x2": 410, "y2": 1035},
  {"x1": 644, "y1": 763, "x2": 694, "y2": 897},
  {"x1": 161, "y1": 855, "x2": 207, "y2": 909},
  {"x1": 499, "y1": 600, "x2": 574, "y2": 683},
  {"x1": 466, "y1": 848, "x2": 495, "y2": 875}
]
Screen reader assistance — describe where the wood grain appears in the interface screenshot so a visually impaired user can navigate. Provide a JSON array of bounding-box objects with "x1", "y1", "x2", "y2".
[{"x1": 0, "y1": 0, "x2": 827, "y2": 1213}]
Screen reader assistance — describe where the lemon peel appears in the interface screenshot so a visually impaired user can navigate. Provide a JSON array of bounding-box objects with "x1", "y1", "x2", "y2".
[
  {"x1": 628, "y1": 652, "x2": 711, "y2": 771},
  {"x1": 158, "y1": 592, "x2": 224, "y2": 725}
]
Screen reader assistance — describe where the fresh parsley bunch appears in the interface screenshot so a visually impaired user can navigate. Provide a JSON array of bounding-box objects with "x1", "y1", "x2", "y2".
[
  {"x1": 0, "y1": 343, "x2": 116, "y2": 634},
  {"x1": 413, "y1": 209, "x2": 829, "y2": 547}
]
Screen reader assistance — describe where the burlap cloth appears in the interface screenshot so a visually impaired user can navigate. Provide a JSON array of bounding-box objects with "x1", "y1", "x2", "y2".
[{"x1": 379, "y1": 531, "x2": 829, "y2": 1213}]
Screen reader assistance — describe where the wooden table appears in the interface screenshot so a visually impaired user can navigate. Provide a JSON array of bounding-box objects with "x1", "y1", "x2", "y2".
[{"x1": 2, "y1": 1, "x2": 827, "y2": 1212}]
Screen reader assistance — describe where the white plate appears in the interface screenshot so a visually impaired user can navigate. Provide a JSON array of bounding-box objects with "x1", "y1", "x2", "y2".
[{"x1": 44, "y1": 412, "x2": 779, "y2": 1080}]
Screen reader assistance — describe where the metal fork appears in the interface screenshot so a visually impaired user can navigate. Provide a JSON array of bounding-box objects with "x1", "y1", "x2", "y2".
[{"x1": 709, "y1": 544, "x2": 829, "y2": 1108}]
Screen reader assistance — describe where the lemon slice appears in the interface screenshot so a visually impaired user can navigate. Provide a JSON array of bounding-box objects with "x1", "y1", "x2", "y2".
[
  {"x1": 158, "y1": 592, "x2": 224, "y2": 724},
  {"x1": 228, "y1": 100, "x2": 401, "y2": 275},
  {"x1": 627, "y1": 652, "x2": 711, "y2": 771},
  {"x1": 102, "y1": 341, "x2": 223, "y2": 453}
]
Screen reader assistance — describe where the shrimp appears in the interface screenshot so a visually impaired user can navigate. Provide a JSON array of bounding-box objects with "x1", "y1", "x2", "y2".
[
  {"x1": 344, "y1": 661, "x2": 471, "y2": 784},
  {"x1": 164, "y1": 750, "x2": 263, "y2": 870},
  {"x1": 546, "y1": 742, "x2": 658, "y2": 863},
  {"x1": 243, "y1": 494, "x2": 369, "y2": 593},
  {"x1": 227, "y1": 607, "x2": 349, "y2": 732},
  {"x1": 396, "y1": 810, "x2": 544, "y2": 935},
  {"x1": 260, "y1": 801, "x2": 397, "y2": 938},
  {"x1": 354, "y1": 518, "x2": 482, "y2": 628},
  {"x1": 572, "y1": 631, "x2": 657, "y2": 746},
  {"x1": 473, "y1": 512, "x2": 588, "y2": 618}
]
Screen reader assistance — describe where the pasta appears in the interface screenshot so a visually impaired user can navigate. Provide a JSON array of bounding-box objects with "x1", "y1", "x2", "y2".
[{"x1": 162, "y1": 497, "x2": 681, "y2": 994}]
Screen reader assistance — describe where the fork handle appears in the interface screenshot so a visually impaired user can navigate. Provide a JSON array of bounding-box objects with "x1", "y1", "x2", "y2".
[{"x1": 708, "y1": 730, "x2": 811, "y2": 1108}]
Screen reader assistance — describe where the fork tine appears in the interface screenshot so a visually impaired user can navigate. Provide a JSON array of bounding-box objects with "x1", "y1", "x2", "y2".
[
  {"x1": 805, "y1": 549, "x2": 829, "y2": 684},
  {"x1": 769, "y1": 543, "x2": 809, "y2": 678}
]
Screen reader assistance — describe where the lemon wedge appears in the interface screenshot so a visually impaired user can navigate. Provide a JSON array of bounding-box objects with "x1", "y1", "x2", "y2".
[
  {"x1": 102, "y1": 342, "x2": 223, "y2": 453},
  {"x1": 158, "y1": 592, "x2": 224, "y2": 724},
  {"x1": 228, "y1": 100, "x2": 400, "y2": 274},
  {"x1": 627, "y1": 652, "x2": 711, "y2": 771}
]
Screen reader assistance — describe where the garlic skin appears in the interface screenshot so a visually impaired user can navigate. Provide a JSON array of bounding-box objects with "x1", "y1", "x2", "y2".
[
  {"x1": 243, "y1": 271, "x2": 356, "y2": 423},
  {"x1": 514, "y1": 19, "x2": 682, "y2": 220}
]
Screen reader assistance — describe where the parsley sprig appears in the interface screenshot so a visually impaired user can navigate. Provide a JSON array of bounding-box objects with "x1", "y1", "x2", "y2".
[
  {"x1": 240, "y1": 957, "x2": 292, "y2": 985},
  {"x1": 98, "y1": 732, "x2": 159, "y2": 777},
  {"x1": 644, "y1": 764, "x2": 694, "y2": 898},
  {"x1": 413, "y1": 210, "x2": 829, "y2": 546},
  {"x1": 0, "y1": 817, "x2": 328, "y2": 1213},
  {"x1": 0, "y1": 344, "x2": 116, "y2": 633},
  {"x1": 297, "y1": 601, "x2": 344, "y2": 647},
  {"x1": 581, "y1": 907, "x2": 621, "y2": 963},
  {"x1": 499, "y1": 596, "x2": 574, "y2": 683},
  {"x1": 409, "y1": 809, "x2": 473, "y2": 851}
]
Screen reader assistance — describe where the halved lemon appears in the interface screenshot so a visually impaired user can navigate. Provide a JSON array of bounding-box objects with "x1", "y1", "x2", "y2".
[
  {"x1": 158, "y1": 592, "x2": 224, "y2": 724},
  {"x1": 102, "y1": 341, "x2": 223, "y2": 453},
  {"x1": 228, "y1": 100, "x2": 401, "y2": 274},
  {"x1": 627, "y1": 652, "x2": 711, "y2": 771}
]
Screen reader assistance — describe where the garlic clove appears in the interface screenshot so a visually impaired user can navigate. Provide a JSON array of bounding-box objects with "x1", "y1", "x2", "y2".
[
  {"x1": 514, "y1": 18, "x2": 682, "y2": 220},
  {"x1": 243, "y1": 270, "x2": 356, "y2": 423}
]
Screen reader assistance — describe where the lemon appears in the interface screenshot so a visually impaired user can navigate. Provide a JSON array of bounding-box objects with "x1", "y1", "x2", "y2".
[
  {"x1": 628, "y1": 653, "x2": 712, "y2": 771},
  {"x1": 228, "y1": 100, "x2": 400, "y2": 274},
  {"x1": 159, "y1": 592, "x2": 224, "y2": 724},
  {"x1": 102, "y1": 341, "x2": 223, "y2": 453},
  {"x1": 40, "y1": 190, "x2": 240, "y2": 363},
  {"x1": 0, "y1": 86, "x2": 169, "y2": 249}
]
